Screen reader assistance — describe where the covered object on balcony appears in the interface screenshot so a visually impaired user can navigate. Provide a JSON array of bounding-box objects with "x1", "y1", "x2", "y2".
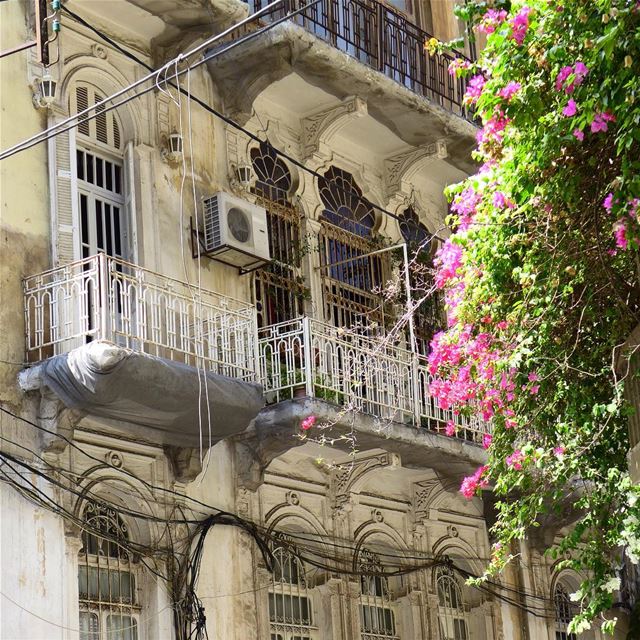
[{"x1": 19, "y1": 340, "x2": 264, "y2": 448}]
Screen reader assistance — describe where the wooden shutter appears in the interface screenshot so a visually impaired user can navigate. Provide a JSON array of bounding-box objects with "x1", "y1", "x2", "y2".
[{"x1": 50, "y1": 125, "x2": 78, "y2": 266}]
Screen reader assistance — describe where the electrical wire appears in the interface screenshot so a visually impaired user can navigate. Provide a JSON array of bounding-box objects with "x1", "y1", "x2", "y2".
[
  {"x1": 0, "y1": 0, "x2": 322, "y2": 161},
  {"x1": 27, "y1": 3, "x2": 448, "y2": 242}
]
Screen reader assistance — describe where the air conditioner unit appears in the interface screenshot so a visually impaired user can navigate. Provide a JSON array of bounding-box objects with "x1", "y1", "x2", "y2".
[{"x1": 200, "y1": 192, "x2": 270, "y2": 271}]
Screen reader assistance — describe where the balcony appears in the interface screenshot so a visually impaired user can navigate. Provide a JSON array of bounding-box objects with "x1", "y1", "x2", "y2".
[
  {"x1": 246, "y1": 0, "x2": 473, "y2": 121},
  {"x1": 23, "y1": 253, "x2": 257, "y2": 381},
  {"x1": 258, "y1": 318, "x2": 488, "y2": 444},
  {"x1": 22, "y1": 256, "x2": 489, "y2": 463}
]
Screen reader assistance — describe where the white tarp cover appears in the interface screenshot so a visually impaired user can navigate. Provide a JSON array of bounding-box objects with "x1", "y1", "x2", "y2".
[{"x1": 33, "y1": 342, "x2": 264, "y2": 447}]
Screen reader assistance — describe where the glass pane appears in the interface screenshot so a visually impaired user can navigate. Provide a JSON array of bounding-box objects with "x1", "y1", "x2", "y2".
[
  {"x1": 106, "y1": 614, "x2": 138, "y2": 640},
  {"x1": 77, "y1": 150, "x2": 85, "y2": 181},
  {"x1": 106, "y1": 161, "x2": 113, "y2": 191},
  {"x1": 79, "y1": 611, "x2": 99, "y2": 640},
  {"x1": 96, "y1": 157, "x2": 104, "y2": 188}
]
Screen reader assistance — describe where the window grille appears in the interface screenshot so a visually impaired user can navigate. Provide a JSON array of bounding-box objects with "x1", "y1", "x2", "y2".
[
  {"x1": 358, "y1": 548, "x2": 399, "y2": 639},
  {"x1": 268, "y1": 546, "x2": 317, "y2": 640},
  {"x1": 554, "y1": 582, "x2": 577, "y2": 640},
  {"x1": 436, "y1": 566, "x2": 468, "y2": 640},
  {"x1": 78, "y1": 503, "x2": 140, "y2": 640},
  {"x1": 398, "y1": 207, "x2": 443, "y2": 355},
  {"x1": 318, "y1": 167, "x2": 387, "y2": 330},
  {"x1": 251, "y1": 143, "x2": 306, "y2": 327}
]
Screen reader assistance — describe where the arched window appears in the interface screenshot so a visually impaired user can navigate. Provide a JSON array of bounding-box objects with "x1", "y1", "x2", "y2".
[
  {"x1": 436, "y1": 566, "x2": 468, "y2": 640},
  {"x1": 318, "y1": 167, "x2": 387, "y2": 329},
  {"x1": 358, "y1": 548, "x2": 399, "y2": 639},
  {"x1": 554, "y1": 581, "x2": 577, "y2": 640},
  {"x1": 78, "y1": 503, "x2": 140, "y2": 640},
  {"x1": 398, "y1": 207, "x2": 443, "y2": 356},
  {"x1": 269, "y1": 545, "x2": 318, "y2": 640},
  {"x1": 250, "y1": 143, "x2": 305, "y2": 327},
  {"x1": 71, "y1": 81, "x2": 128, "y2": 262}
]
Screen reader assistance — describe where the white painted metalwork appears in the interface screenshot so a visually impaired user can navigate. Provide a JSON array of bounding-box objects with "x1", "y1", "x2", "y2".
[
  {"x1": 269, "y1": 546, "x2": 318, "y2": 640},
  {"x1": 24, "y1": 253, "x2": 258, "y2": 380},
  {"x1": 358, "y1": 549, "x2": 400, "y2": 640},
  {"x1": 436, "y1": 566, "x2": 469, "y2": 640},
  {"x1": 258, "y1": 318, "x2": 491, "y2": 440}
]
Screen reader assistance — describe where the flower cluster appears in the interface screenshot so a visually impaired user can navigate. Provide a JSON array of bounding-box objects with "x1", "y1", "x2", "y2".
[
  {"x1": 510, "y1": 6, "x2": 532, "y2": 45},
  {"x1": 498, "y1": 81, "x2": 521, "y2": 102},
  {"x1": 604, "y1": 194, "x2": 640, "y2": 251},
  {"x1": 477, "y1": 8, "x2": 508, "y2": 34},
  {"x1": 464, "y1": 74, "x2": 486, "y2": 106},
  {"x1": 555, "y1": 62, "x2": 588, "y2": 93},
  {"x1": 506, "y1": 449, "x2": 525, "y2": 470},
  {"x1": 300, "y1": 415, "x2": 317, "y2": 431},
  {"x1": 460, "y1": 465, "x2": 489, "y2": 499},
  {"x1": 590, "y1": 110, "x2": 615, "y2": 133}
]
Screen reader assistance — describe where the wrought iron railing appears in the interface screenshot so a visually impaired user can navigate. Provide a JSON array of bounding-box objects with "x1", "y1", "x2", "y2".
[
  {"x1": 247, "y1": 0, "x2": 473, "y2": 121},
  {"x1": 23, "y1": 254, "x2": 258, "y2": 380},
  {"x1": 258, "y1": 317, "x2": 489, "y2": 442}
]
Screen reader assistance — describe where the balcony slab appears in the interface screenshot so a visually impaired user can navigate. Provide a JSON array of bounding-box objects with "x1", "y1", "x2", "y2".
[
  {"x1": 207, "y1": 21, "x2": 478, "y2": 173},
  {"x1": 234, "y1": 397, "x2": 487, "y2": 489}
]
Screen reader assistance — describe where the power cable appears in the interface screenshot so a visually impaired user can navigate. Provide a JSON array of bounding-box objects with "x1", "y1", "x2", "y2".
[
  {"x1": 36, "y1": 3, "x2": 446, "y2": 238},
  {"x1": 0, "y1": 0, "x2": 321, "y2": 162}
]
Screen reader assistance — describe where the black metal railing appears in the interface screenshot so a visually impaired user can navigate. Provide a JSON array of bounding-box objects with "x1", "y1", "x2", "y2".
[{"x1": 247, "y1": 0, "x2": 473, "y2": 121}]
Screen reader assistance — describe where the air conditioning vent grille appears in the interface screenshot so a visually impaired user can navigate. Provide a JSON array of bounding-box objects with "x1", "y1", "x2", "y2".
[{"x1": 203, "y1": 196, "x2": 222, "y2": 251}]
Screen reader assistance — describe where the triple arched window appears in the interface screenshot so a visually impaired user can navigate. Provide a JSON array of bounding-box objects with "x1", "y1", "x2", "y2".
[{"x1": 78, "y1": 503, "x2": 140, "y2": 640}]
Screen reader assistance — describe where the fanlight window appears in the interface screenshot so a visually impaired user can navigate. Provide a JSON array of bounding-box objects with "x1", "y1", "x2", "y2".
[
  {"x1": 398, "y1": 207, "x2": 442, "y2": 355},
  {"x1": 554, "y1": 582, "x2": 577, "y2": 640},
  {"x1": 251, "y1": 143, "x2": 305, "y2": 327},
  {"x1": 251, "y1": 142, "x2": 292, "y2": 204},
  {"x1": 78, "y1": 503, "x2": 140, "y2": 640},
  {"x1": 358, "y1": 548, "x2": 399, "y2": 639},
  {"x1": 269, "y1": 546, "x2": 317, "y2": 640},
  {"x1": 318, "y1": 167, "x2": 386, "y2": 329},
  {"x1": 436, "y1": 566, "x2": 468, "y2": 640}
]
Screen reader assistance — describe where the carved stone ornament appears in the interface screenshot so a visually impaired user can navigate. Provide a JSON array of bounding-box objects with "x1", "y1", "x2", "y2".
[
  {"x1": 371, "y1": 509, "x2": 384, "y2": 523},
  {"x1": 91, "y1": 44, "x2": 108, "y2": 59},
  {"x1": 331, "y1": 451, "x2": 400, "y2": 509},
  {"x1": 413, "y1": 478, "x2": 440, "y2": 519},
  {"x1": 105, "y1": 451, "x2": 124, "y2": 468},
  {"x1": 286, "y1": 491, "x2": 300, "y2": 506},
  {"x1": 446, "y1": 525, "x2": 459, "y2": 538},
  {"x1": 384, "y1": 140, "x2": 448, "y2": 199},
  {"x1": 301, "y1": 96, "x2": 367, "y2": 159}
]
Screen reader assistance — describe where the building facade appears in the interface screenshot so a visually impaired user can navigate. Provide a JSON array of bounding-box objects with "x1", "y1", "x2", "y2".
[{"x1": 0, "y1": 0, "x2": 617, "y2": 638}]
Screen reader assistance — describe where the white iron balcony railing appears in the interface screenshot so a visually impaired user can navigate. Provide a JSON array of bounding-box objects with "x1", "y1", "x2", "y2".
[
  {"x1": 24, "y1": 254, "x2": 258, "y2": 381},
  {"x1": 258, "y1": 318, "x2": 489, "y2": 443}
]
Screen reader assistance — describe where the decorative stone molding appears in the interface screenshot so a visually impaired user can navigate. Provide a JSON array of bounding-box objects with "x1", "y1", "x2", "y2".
[
  {"x1": 383, "y1": 140, "x2": 447, "y2": 200},
  {"x1": 413, "y1": 478, "x2": 440, "y2": 519},
  {"x1": 301, "y1": 96, "x2": 367, "y2": 160},
  {"x1": 286, "y1": 491, "x2": 300, "y2": 506},
  {"x1": 164, "y1": 446, "x2": 202, "y2": 484},
  {"x1": 330, "y1": 451, "x2": 400, "y2": 510}
]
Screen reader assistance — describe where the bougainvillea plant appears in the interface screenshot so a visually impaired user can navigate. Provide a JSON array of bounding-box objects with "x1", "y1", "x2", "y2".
[{"x1": 430, "y1": 0, "x2": 640, "y2": 633}]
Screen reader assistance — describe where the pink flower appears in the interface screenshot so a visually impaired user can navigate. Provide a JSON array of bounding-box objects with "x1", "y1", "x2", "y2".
[
  {"x1": 529, "y1": 385, "x2": 540, "y2": 395},
  {"x1": 573, "y1": 128, "x2": 584, "y2": 141},
  {"x1": 460, "y1": 465, "x2": 489, "y2": 499},
  {"x1": 300, "y1": 415, "x2": 317, "y2": 431},
  {"x1": 448, "y1": 58, "x2": 472, "y2": 76},
  {"x1": 591, "y1": 111, "x2": 616, "y2": 133},
  {"x1": 555, "y1": 66, "x2": 573, "y2": 91},
  {"x1": 434, "y1": 240, "x2": 464, "y2": 289},
  {"x1": 527, "y1": 371, "x2": 539, "y2": 382},
  {"x1": 498, "y1": 81, "x2": 521, "y2": 101},
  {"x1": 603, "y1": 193, "x2": 614, "y2": 212},
  {"x1": 445, "y1": 420, "x2": 456, "y2": 436},
  {"x1": 510, "y1": 6, "x2": 532, "y2": 45},
  {"x1": 562, "y1": 99, "x2": 577, "y2": 117},
  {"x1": 614, "y1": 220, "x2": 629, "y2": 250},
  {"x1": 482, "y1": 433, "x2": 493, "y2": 449},
  {"x1": 478, "y1": 8, "x2": 508, "y2": 34},
  {"x1": 506, "y1": 449, "x2": 525, "y2": 470},
  {"x1": 464, "y1": 74, "x2": 486, "y2": 105},
  {"x1": 493, "y1": 191, "x2": 515, "y2": 209},
  {"x1": 554, "y1": 446, "x2": 565, "y2": 456}
]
